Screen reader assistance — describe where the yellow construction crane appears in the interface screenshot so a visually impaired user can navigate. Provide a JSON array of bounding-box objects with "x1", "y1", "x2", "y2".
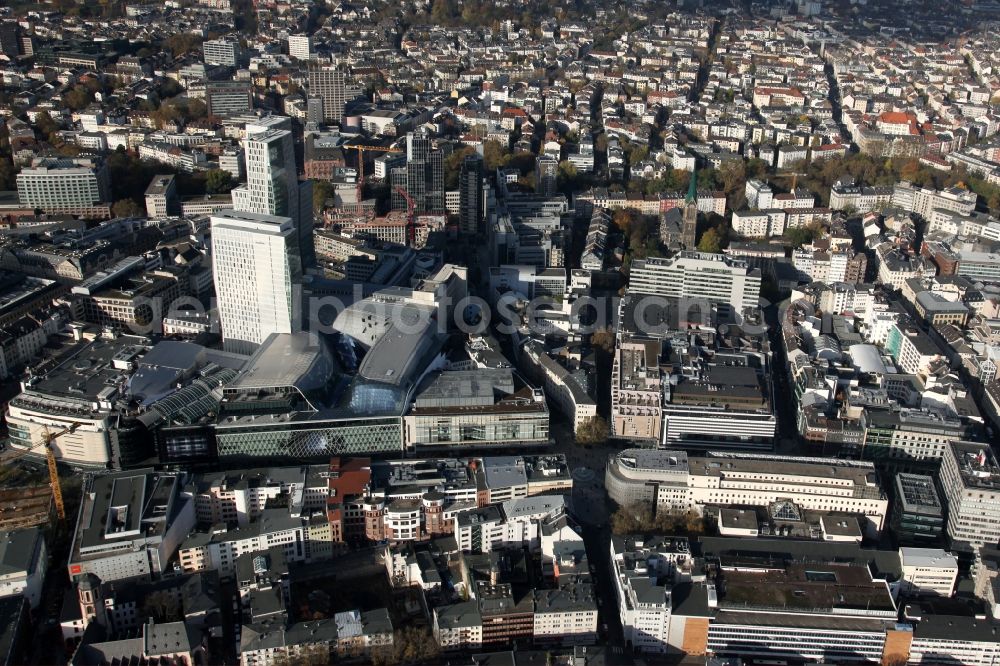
[
  {"x1": 345, "y1": 144, "x2": 403, "y2": 183},
  {"x1": 4, "y1": 422, "x2": 80, "y2": 525}
]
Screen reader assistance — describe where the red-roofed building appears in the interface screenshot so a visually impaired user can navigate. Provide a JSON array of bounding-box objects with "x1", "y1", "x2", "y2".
[{"x1": 877, "y1": 111, "x2": 919, "y2": 136}]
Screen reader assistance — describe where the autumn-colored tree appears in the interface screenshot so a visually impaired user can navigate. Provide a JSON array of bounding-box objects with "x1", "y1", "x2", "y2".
[
  {"x1": 142, "y1": 590, "x2": 181, "y2": 622},
  {"x1": 312, "y1": 180, "x2": 335, "y2": 213},
  {"x1": 63, "y1": 85, "x2": 94, "y2": 111},
  {"x1": 370, "y1": 627, "x2": 440, "y2": 666},
  {"x1": 443, "y1": 146, "x2": 476, "y2": 190},
  {"x1": 112, "y1": 199, "x2": 143, "y2": 218},
  {"x1": 612, "y1": 208, "x2": 636, "y2": 234},
  {"x1": 34, "y1": 111, "x2": 60, "y2": 139},
  {"x1": 205, "y1": 169, "x2": 233, "y2": 195},
  {"x1": 576, "y1": 416, "x2": 609, "y2": 446},
  {"x1": 483, "y1": 139, "x2": 508, "y2": 171},
  {"x1": 611, "y1": 503, "x2": 712, "y2": 536},
  {"x1": 591, "y1": 326, "x2": 614, "y2": 353},
  {"x1": 783, "y1": 225, "x2": 814, "y2": 248},
  {"x1": 697, "y1": 227, "x2": 722, "y2": 254}
]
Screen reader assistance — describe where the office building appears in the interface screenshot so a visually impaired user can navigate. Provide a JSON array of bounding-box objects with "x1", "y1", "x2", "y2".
[
  {"x1": 241, "y1": 610, "x2": 393, "y2": 666},
  {"x1": 286, "y1": 34, "x2": 312, "y2": 60},
  {"x1": 67, "y1": 470, "x2": 196, "y2": 583},
  {"x1": 206, "y1": 80, "x2": 253, "y2": 117},
  {"x1": 611, "y1": 339, "x2": 663, "y2": 442},
  {"x1": 231, "y1": 122, "x2": 314, "y2": 268},
  {"x1": 696, "y1": 538, "x2": 902, "y2": 664},
  {"x1": 535, "y1": 155, "x2": 558, "y2": 198},
  {"x1": 307, "y1": 65, "x2": 346, "y2": 123},
  {"x1": 520, "y1": 339, "x2": 597, "y2": 435},
  {"x1": 177, "y1": 502, "x2": 333, "y2": 577},
  {"x1": 610, "y1": 535, "x2": 690, "y2": 654},
  {"x1": 0, "y1": 22, "x2": 19, "y2": 58},
  {"x1": 606, "y1": 449, "x2": 889, "y2": 533},
  {"x1": 403, "y1": 369, "x2": 549, "y2": 452},
  {"x1": 532, "y1": 585, "x2": 598, "y2": 646},
  {"x1": 938, "y1": 441, "x2": 1000, "y2": 549},
  {"x1": 202, "y1": 36, "x2": 243, "y2": 67},
  {"x1": 892, "y1": 473, "x2": 945, "y2": 545},
  {"x1": 210, "y1": 210, "x2": 301, "y2": 354},
  {"x1": 433, "y1": 602, "x2": 483, "y2": 651},
  {"x1": 0, "y1": 527, "x2": 47, "y2": 609},
  {"x1": 459, "y1": 153, "x2": 484, "y2": 234},
  {"x1": 454, "y1": 495, "x2": 566, "y2": 553},
  {"x1": 219, "y1": 148, "x2": 244, "y2": 180},
  {"x1": 71, "y1": 261, "x2": 188, "y2": 334},
  {"x1": 628, "y1": 252, "x2": 761, "y2": 312},
  {"x1": 16, "y1": 157, "x2": 111, "y2": 215},
  {"x1": 899, "y1": 547, "x2": 958, "y2": 597},
  {"x1": 327, "y1": 455, "x2": 570, "y2": 545},
  {"x1": 957, "y1": 251, "x2": 1000, "y2": 283},
  {"x1": 391, "y1": 128, "x2": 444, "y2": 214},
  {"x1": 891, "y1": 182, "x2": 977, "y2": 220},
  {"x1": 859, "y1": 407, "x2": 969, "y2": 463},
  {"x1": 144, "y1": 174, "x2": 179, "y2": 218},
  {"x1": 660, "y1": 348, "x2": 775, "y2": 450}
]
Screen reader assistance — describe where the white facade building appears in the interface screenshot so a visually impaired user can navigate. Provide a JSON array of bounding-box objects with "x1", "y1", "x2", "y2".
[
  {"x1": 606, "y1": 449, "x2": 889, "y2": 533},
  {"x1": 938, "y1": 441, "x2": 1000, "y2": 549},
  {"x1": 0, "y1": 527, "x2": 47, "y2": 609},
  {"x1": 609, "y1": 535, "x2": 691, "y2": 654},
  {"x1": 210, "y1": 210, "x2": 301, "y2": 355},
  {"x1": 899, "y1": 547, "x2": 958, "y2": 597},
  {"x1": 628, "y1": 252, "x2": 761, "y2": 311},
  {"x1": 68, "y1": 471, "x2": 196, "y2": 583},
  {"x1": 286, "y1": 34, "x2": 312, "y2": 60}
]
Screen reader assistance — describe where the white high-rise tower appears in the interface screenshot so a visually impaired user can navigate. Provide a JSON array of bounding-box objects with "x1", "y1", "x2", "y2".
[{"x1": 210, "y1": 210, "x2": 302, "y2": 355}]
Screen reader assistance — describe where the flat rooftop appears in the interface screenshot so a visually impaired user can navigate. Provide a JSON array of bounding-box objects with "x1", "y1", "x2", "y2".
[
  {"x1": 895, "y1": 473, "x2": 942, "y2": 513},
  {"x1": 720, "y1": 562, "x2": 895, "y2": 614},
  {"x1": 689, "y1": 452, "x2": 883, "y2": 499},
  {"x1": 949, "y1": 441, "x2": 1000, "y2": 492},
  {"x1": 72, "y1": 471, "x2": 182, "y2": 562}
]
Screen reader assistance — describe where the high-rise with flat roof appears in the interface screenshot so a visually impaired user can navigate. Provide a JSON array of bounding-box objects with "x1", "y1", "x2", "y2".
[
  {"x1": 210, "y1": 210, "x2": 302, "y2": 354},
  {"x1": 144, "y1": 174, "x2": 179, "y2": 218},
  {"x1": 287, "y1": 34, "x2": 312, "y2": 60},
  {"x1": 536, "y1": 155, "x2": 558, "y2": 198},
  {"x1": 231, "y1": 122, "x2": 314, "y2": 267},
  {"x1": 939, "y1": 441, "x2": 1000, "y2": 549},
  {"x1": 459, "y1": 153, "x2": 484, "y2": 234},
  {"x1": 202, "y1": 36, "x2": 243, "y2": 67},
  {"x1": 392, "y1": 128, "x2": 444, "y2": 214},
  {"x1": 205, "y1": 80, "x2": 253, "y2": 117},
  {"x1": 308, "y1": 64, "x2": 346, "y2": 123}
]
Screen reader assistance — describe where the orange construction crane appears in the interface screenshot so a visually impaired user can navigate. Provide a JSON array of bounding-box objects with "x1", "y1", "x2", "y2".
[
  {"x1": 4, "y1": 422, "x2": 80, "y2": 525},
  {"x1": 345, "y1": 144, "x2": 403, "y2": 183},
  {"x1": 344, "y1": 144, "x2": 404, "y2": 211}
]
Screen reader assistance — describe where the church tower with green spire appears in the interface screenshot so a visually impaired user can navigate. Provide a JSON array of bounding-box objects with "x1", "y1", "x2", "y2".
[{"x1": 682, "y1": 170, "x2": 698, "y2": 248}]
